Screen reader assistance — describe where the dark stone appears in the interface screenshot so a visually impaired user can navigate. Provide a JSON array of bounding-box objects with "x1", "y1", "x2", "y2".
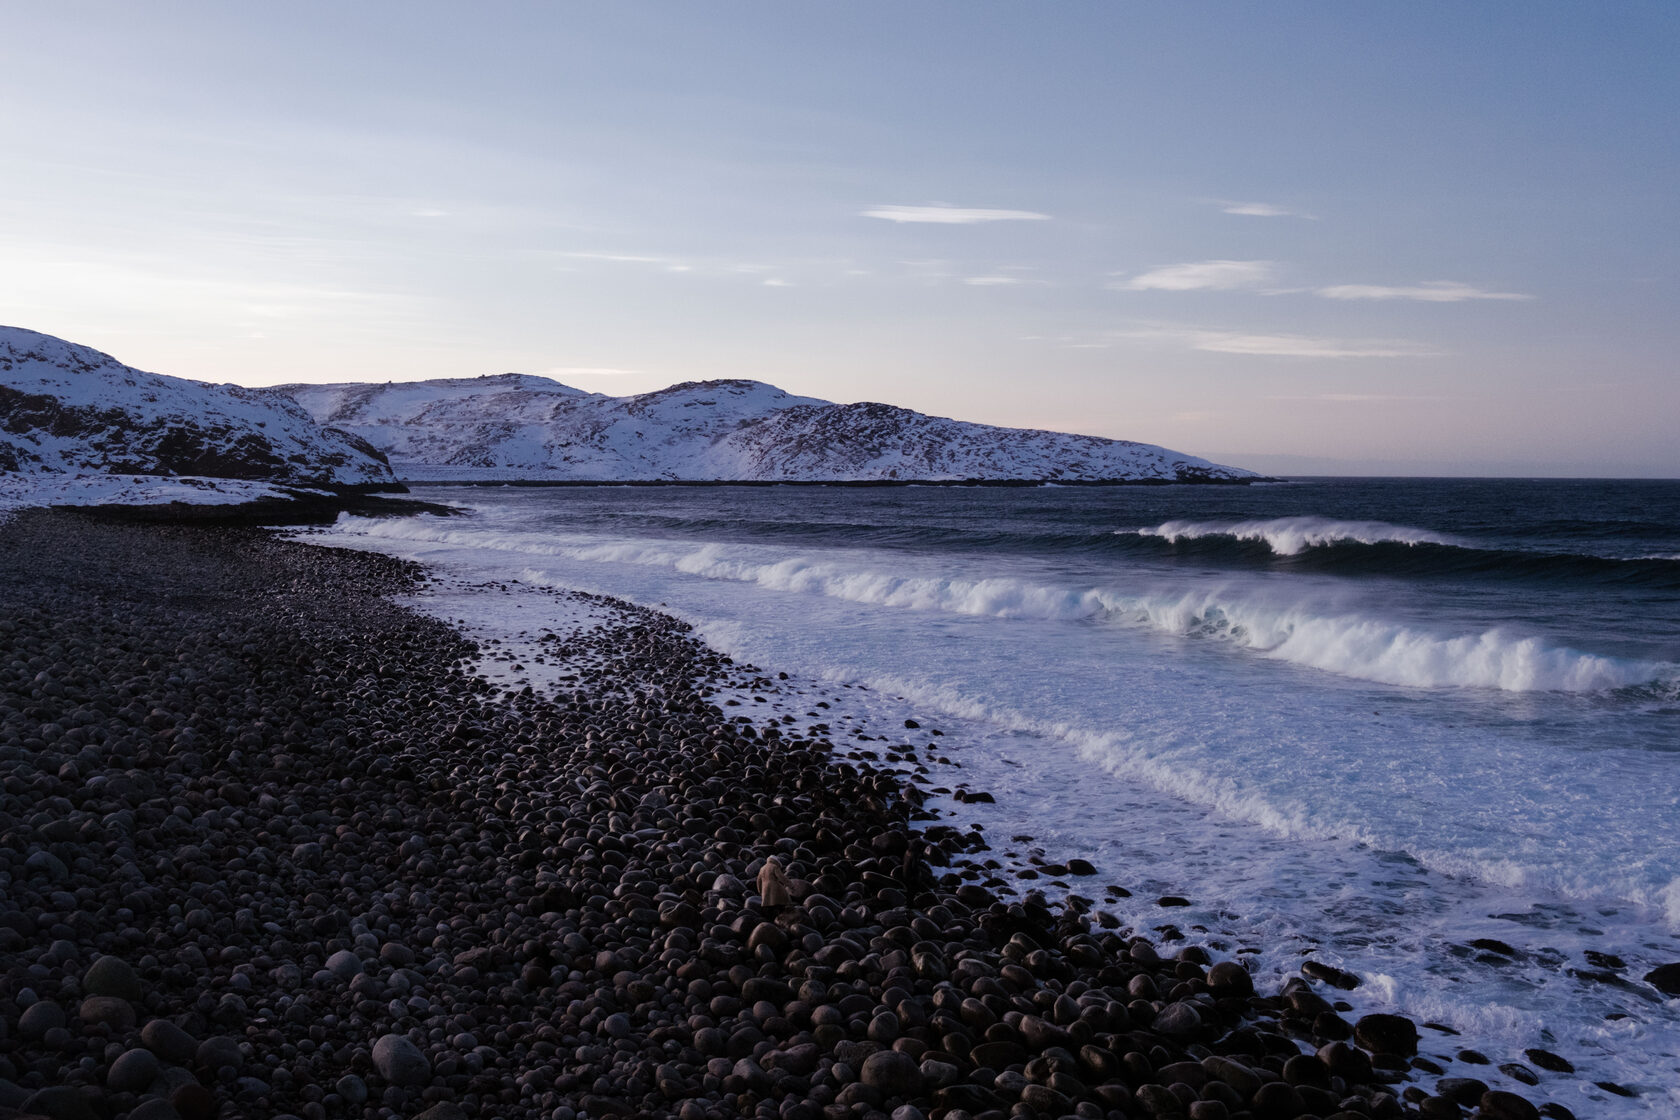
[
  {"x1": 78, "y1": 995, "x2": 137, "y2": 1031},
  {"x1": 1205, "y1": 960, "x2": 1253, "y2": 997},
  {"x1": 1523, "y1": 1048, "x2": 1573, "y2": 1073},
  {"x1": 1301, "y1": 960, "x2": 1361, "y2": 990},
  {"x1": 969, "y1": 1041, "x2": 1028, "y2": 1069},
  {"x1": 22, "y1": 1086, "x2": 101, "y2": 1120},
  {"x1": 1353, "y1": 1012, "x2": 1418, "y2": 1056},
  {"x1": 860, "y1": 1049, "x2": 922, "y2": 1097},
  {"x1": 83, "y1": 956, "x2": 143, "y2": 1001},
  {"x1": 17, "y1": 1001, "x2": 65, "y2": 1039},
  {"x1": 141, "y1": 1019, "x2": 199, "y2": 1064},
  {"x1": 1478, "y1": 1089, "x2": 1541, "y2": 1120},
  {"x1": 1644, "y1": 962, "x2": 1680, "y2": 994},
  {"x1": 1436, "y1": 1076, "x2": 1488, "y2": 1104},
  {"x1": 1498, "y1": 1062, "x2": 1539, "y2": 1086},
  {"x1": 107, "y1": 1048, "x2": 163, "y2": 1092},
  {"x1": 1251, "y1": 1080, "x2": 1304, "y2": 1119},
  {"x1": 371, "y1": 1033, "x2": 431, "y2": 1085}
]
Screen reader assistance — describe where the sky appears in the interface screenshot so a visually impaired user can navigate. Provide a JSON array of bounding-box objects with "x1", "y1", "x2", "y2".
[{"x1": 2, "y1": 2, "x2": 1676, "y2": 477}]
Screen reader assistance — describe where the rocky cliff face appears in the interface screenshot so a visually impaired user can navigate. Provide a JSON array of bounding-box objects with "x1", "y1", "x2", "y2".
[
  {"x1": 277, "y1": 375, "x2": 1255, "y2": 483},
  {"x1": 0, "y1": 327, "x2": 398, "y2": 490}
]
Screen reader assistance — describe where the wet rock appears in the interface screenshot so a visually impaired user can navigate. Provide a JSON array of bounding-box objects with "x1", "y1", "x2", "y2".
[
  {"x1": 1302, "y1": 960, "x2": 1361, "y2": 989},
  {"x1": 1641, "y1": 962, "x2": 1680, "y2": 994},
  {"x1": 1316, "y1": 1041, "x2": 1372, "y2": 1083},
  {"x1": 1252, "y1": 1081, "x2": 1305, "y2": 1118},
  {"x1": 1201, "y1": 1055, "x2": 1261, "y2": 1098},
  {"x1": 1153, "y1": 1001, "x2": 1202, "y2": 1040},
  {"x1": 1436, "y1": 1077, "x2": 1488, "y2": 1104},
  {"x1": 1479, "y1": 1089, "x2": 1541, "y2": 1120},
  {"x1": 1419, "y1": 1095, "x2": 1463, "y2": 1119},
  {"x1": 1523, "y1": 1048, "x2": 1573, "y2": 1073},
  {"x1": 1354, "y1": 1012, "x2": 1418, "y2": 1056},
  {"x1": 1206, "y1": 960, "x2": 1254, "y2": 997}
]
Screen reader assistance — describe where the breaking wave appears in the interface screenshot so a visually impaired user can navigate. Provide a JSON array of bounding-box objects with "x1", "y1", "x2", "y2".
[
  {"x1": 1134, "y1": 515, "x2": 1457, "y2": 554},
  {"x1": 328, "y1": 514, "x2": 1675, "y2": 694}
]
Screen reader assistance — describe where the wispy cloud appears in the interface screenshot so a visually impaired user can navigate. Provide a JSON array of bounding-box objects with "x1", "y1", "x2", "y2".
[
  {"x1": 1120, "y1": 260, "x2": 1276, "y2": 292},
  {"x1": 963, "y1": 275, "x2": 1024, "y2": 286},
  {"x1": 1268, "y1": 393, "x2": 1447, "y2": 402},
  {"x1": 1099, "y1": 324, "x2": 1439, "y2": 358},
  {"x1": 1194, "y1": 332, "x2": 1437, "y2": 358},
  {"x1": 862, "y1": 204, "x2": 1051, "y2": 224},
  {"x1": 1315, "y1": 280, "x2": 1533, "y2": 302},
  {"x1": 1216, "y1": 200, "x2": 1315, "y2": 219},
  {"x1": 557, "y1": 250, "x2": 692, "y2": 272},
  {"x1": 555, "y1": 250, "x2": 803, "y2": 281}
]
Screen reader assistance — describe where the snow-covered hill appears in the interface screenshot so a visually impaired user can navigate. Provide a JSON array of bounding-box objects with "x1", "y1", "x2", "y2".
[
  {"x1": 278, "y1": 375, "x2": 1255, "y2": 483},
  {"x1": 0, "y1": 327, "x2": 398, "y2": 509}
]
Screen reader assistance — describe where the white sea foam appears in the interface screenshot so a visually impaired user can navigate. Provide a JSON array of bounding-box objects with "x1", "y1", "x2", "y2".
[
  {"x1": 333, "y1": 514, "x2": 1673, "y2": 693},
  {"x1": 1136, "y1": 514, "x2": 1457, "y2": 555},
  {"x1": 1127, "y1": 589, "x2": 1672, "y2": 691}
]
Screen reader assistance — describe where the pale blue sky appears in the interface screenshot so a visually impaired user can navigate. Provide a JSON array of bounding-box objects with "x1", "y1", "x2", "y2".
[{"x1": 2, "y1": 2, "x2": 1676, "y2": 475}]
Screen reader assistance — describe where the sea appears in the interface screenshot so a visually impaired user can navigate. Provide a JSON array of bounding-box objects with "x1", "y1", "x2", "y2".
[{"x1": 304, "y1": 477, "x2": 1680, "y2": 1115}]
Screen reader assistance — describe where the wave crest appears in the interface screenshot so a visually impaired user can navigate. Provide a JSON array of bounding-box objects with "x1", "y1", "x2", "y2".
[{"x1": 1136, "y1": 515, "x2": 1456, "y2": 555}]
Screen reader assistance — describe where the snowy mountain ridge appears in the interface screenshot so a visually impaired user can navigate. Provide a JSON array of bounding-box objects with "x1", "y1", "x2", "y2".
[
  {"x1": 278, "y1": 373, "x2": 1256, "y2": 483},
  {"x1": 0, "y1": 326, "x2": 398, "y2": 504}
]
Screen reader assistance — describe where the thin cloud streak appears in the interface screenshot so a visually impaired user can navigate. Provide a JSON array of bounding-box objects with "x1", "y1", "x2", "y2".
[
  {"x1": 1121, "y1": 260, "x2": 1275, "y2": 292},
  {"x1": 1104, "y1": 324, "x2": 1439, "y2": 359},
  {"x1": 1316, "y1": 280, "x2": 1534, "y2": 302},
  {"x1": 1268, "y1": 393, "x2": 1449, "y2": 402},
  {"x1": 1217, "y1": 200, "x2": 1315, "y2": 219},
  {"x1": 862, "y1": 205, "x2": 1051, "y2": 224},
  {"x1": 1196, "y1": 333, "x2": 1437, "y2": 358}
]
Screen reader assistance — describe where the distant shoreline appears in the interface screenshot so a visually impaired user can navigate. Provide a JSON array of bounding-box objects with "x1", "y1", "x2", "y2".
[{"x1": 400, "y1": 475, "x2": 1270, "y2": 489}]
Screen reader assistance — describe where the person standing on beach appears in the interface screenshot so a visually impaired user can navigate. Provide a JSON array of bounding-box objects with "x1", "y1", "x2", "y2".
[{"x1": 757, "y1": 855, "x2": 792, "y2": 915}]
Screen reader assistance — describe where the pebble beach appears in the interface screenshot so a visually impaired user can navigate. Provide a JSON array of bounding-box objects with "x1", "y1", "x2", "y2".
[{"x1": 0, "y1": 512, "x2": 1550, "y2": 1120}]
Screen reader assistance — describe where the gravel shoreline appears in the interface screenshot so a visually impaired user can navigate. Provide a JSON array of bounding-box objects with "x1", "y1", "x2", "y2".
[{"x1": 0, "y1": 513, "x2": 1543, "y2": 1120}]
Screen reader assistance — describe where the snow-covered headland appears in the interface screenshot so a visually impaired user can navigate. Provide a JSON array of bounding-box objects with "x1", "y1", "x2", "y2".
[
  {"x1": 275, "y1": 375, "x2": 1258, "y2": 484},
  {"x1": 0, "y1": 326, "x2": 399, "y2": 516}
]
